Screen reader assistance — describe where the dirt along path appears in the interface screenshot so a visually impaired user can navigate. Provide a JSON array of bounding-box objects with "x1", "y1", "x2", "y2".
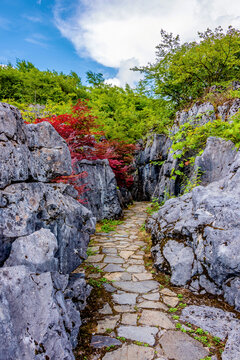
[{"x1": 74, "y1": 202, "x2": 221, "y2": 360}]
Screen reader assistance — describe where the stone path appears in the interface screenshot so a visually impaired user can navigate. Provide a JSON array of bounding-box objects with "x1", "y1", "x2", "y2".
[{"x1": 78, "y1": 202, "x2": 213, "y2": 360}]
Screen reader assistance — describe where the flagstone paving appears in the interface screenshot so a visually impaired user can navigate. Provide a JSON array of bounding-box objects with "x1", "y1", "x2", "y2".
[{"x1": 78, "y1": 202, "x2": 211, "y2": 360}]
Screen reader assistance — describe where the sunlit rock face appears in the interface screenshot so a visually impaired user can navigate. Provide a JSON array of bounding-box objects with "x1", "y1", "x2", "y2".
[
  {"x1": 133, "y1": 100, "x2": 240, "y2": 203},
  {"x1": 74, "y1": 159, "x2": 123, "y2": 220},
  {"x1": 147, "y1": 138, "x2": 240, "y2": 310},
  {"x1": 0, "y1": 102, "x2": 95, "y2": 359}
]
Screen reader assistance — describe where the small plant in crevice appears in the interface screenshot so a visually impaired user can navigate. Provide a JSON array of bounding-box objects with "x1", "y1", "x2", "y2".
[
  {"x1": 140, "y1": 222, "x2": 146, "y2": 231},
  {"x1": 83, "y1": 264, "x2": 103, "y2": 274},
  {"x1": 106, "y1": 345, "x2": 116, "y2": 351},
  {"x1": 134, "y1": 341, "x2": 149, "y2": 347},
  {"x1": 86, "y1": 247, "x2": 97, "y2": 256},
  {"x1": 175, "y1": 322, "x2": 225, "y2": 355},
  {"x1": 146, "y1": 197, "x2": 161, "y2": 215},
  {"x1": 168, "y1": 307, "x2": 178, "y2": 313},
  {"x1": 97, "y1": 219, "x2": 123, "y2": 233},
  {"x1": 88, "y1": 277, "x2": 111, "y2": 288},
  {"x1": 105, "y1": 328, "x2": 113, "y2": 334},
  {"x1": 116, "y1": 336, "x2": 126, "y2": 342}
]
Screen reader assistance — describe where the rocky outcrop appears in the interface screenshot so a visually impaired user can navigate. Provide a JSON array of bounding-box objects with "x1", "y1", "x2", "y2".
[
  {"x1": 1, "y1": 182, "x2": 95, "y2": 273},
  {"x1": 0, "y1": 103, "x2": 71, "y2": 188},
  {"x1": 117, "y1": 186, "x2": 133, "y2": 209},
  {"x1": 74, "y1": 159, "x2": 123, "y2": 220},
  {"x1": 193, "y1": 137, "x2": 237, "y2": 186},
  {"x1": 133, "y1": 99, "x2": 240, "y2": 202},
  {"x1": 180, "y1": 306, "x2": 240, "y2": 360},
  {"x1": 0, "y1": 266, "x2": 92, "y2": 360},
  {"x1": 147, "y1": 138, "x2": 240, "y2": 310},
  {"x1": 218, "y1": 98, "x2": 240, "y2": 121},
  {"x1": 0, "y1": 102, "x2": 95, "y2": 359},
  {"x1": 132, "y1": 134, "x2": 171, "y2": 200},
  {"x1": 132, "y1": 102, "x2": 218, "y2": 202}
]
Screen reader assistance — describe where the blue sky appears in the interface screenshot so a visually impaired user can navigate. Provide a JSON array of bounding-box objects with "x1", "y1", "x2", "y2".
[
  {"x1": 0, "y1": 0, "x2": 117, "y2": 84},
  {"x1": 1, "y1": 0, "x2": 240, "y2": 86}
]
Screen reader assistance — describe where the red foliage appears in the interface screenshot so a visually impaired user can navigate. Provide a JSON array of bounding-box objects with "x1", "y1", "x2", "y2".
[{"x1": 34, "y1": 100, "x2": 136, "y2": 199}]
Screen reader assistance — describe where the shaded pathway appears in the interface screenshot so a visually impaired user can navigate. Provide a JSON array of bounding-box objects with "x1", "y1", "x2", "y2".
[{"x1": 75, "y1": 202, "x2": 215, "y2": 360}]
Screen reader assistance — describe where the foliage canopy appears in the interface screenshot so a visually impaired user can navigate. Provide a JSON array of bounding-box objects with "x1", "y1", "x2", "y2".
[
  {"x1": 0, "y1": 60, "x2": 87, "y2": 104},
  {"x1": 133, "y1": 26, "x2": 240, "y2": 107}
]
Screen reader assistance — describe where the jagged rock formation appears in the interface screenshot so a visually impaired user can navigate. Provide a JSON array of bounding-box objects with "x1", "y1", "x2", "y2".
[
  {"x1": 132, "y1": 134, "x2": 171, "y2": 200},
  {"x1": 1, "y1": 182, "x2": 95, "y2": 273},
  {"x1": 146, "y1": 137, "x2": 240, "y2": 310},
  {"x1": 131, "y1": 98, "x2": 240, "y2": 311},
  {"x1": 74, "y1": 159, "x2": 123, "y2": 220},
  {"x1": 180, "y1": 305, "x2": 240, "y2": 360},
  {"x1": 133, "y1": 99, "x2": 240, "y2": 202},
  {"x1": 0, "y1": 103, "x2": 95, "y2": 359}
]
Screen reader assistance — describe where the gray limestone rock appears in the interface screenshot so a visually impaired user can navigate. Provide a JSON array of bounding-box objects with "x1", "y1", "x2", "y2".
[
  {"x1": 163, "y1": 241, "x2": 194, "y2": 286},
  {"x1": 0, "y1": 102, "x2": 95, "y2": 360},
  {"x1": 0, "y1": 103, "x2": 30, "y2": 189},
  {"x1": 218, "y1": 98, "x2": 240, "y2": 121},
  {"x1": 0, "y1": 182, "x2": 96, "y2": 272},
  {"x1": 26, "y1": 121, "x2": 72, "y2": 182},
  {"x1": 64, "y1": 273, "x2": 92, "y2": 312},
  {"x1": 117, "y1": 325, "x2": 158, "y2": 346},
  {"x1": 0, "y1": 103, "x2": 72, "y2": 189},
  {"x1": 132, "y1": 134, "x2": 171, "y2": 201},
  {"x1": 180, "y1": 305, "x2": 239, "y2": 340},
  {"x1": 4, "y1": 228, "x2": 58, "y2": 272},
  {"x1": 74, "y1": 159, "x2": 123, "y2": 220},
  {"x1": 147, "y1": 141, "x2": 240, "y2": 309},
  {"x1": 223, "y1": 277, "x2": 240, "y2": 311},
  {"x1": 193, "y1": 137, "x2": 237, "y2": 186},
  {"x1": 133, "y1": 102, "x2": 220, "y2": 203},
  {"x1": 159, "y1": 330, "x2": 209, "y2": 360},
  {"x1": 180, "y1": 305, "x2": 240, "y2": 360},
  {"x1": 0, "y1": 266, "x2": 78, "y2": 360}
]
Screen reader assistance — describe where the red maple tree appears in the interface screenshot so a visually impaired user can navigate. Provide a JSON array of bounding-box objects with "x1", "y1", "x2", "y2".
[{"x1": 34, "y1": 100, "x2": 135, "y2": 201}]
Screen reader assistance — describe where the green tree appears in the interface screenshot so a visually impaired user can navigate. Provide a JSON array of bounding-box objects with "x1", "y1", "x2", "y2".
[
  {"x1": 87, "y1": 83, "x2": 173, "y2": 142},
  {"x1": 0, "y1": 60, "x2": 87, "y2": 104},
  {"x1": 86, "y1": 71, "x2": 105, "y2": 87},
  {"x1": 133, "y1": 26, "x2": 240, "y2": 107}
]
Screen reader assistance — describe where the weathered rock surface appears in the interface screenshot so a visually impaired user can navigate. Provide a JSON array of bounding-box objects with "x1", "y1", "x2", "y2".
[
  {"x1": 153, "y1": 102, "x2": 218, "y2": 201},
  {"x1": 0, "y1": 266, "x2": 78, "y2": 360},
  {"x1": 64, "y1": 273, "x2": 92, "y2": 312},
  {"x1": 133, "y1": 100, "x2": 240, "y2": 202},
  {"x1": 180, "y1": 305, "x2": 240, "y2": 360},
  {"x1": 175, "y1": 101, "x2": 216, "y2": 129},
  {"x1": 1, "y1": 182, "x2": 95, "y2": 273},
  {"x1": 218, "y1": 98, "x2": 240, "y2": 121},
  {"x1": 159, "y1": 330, "x2": 209, "y2": 360},
  {"x1": 147, "y1": 139, "x2": 240, "y2": 309},
  {"x1": 132, "y1": 134, "x2": 171, "y2": 201},
  {"x1": 0, "y1": 102, "x2": 71, "y2": 189},
  {"x1": 74, "y1": 159, "x2": 123, "y2": 220},
  {"x1": 193, "y1": 137, "x2": 237, "y2": 186},
  {"x1": 4, "y1": 228, "x2": 58, "y2": 272},
  {"x1": 102, "y1": 344, "x2": 155, "y2": 360},
  {"x1": 117, "y1": 186, "x2": 133, "y2": 209},
  {"x1": 0, "y1": 102, "x2": 95, "y2": 359},
  {"x1": 26, "y1": 121, "x2": 72, "y2": 182}
]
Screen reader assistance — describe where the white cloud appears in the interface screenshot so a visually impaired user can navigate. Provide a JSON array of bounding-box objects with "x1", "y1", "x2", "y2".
[
  {"x1": 24, "y1": 15, "x2": 42, "y2": 23},
  {"x1": 54, "y1": 0, "x2": 240, "y2": 86},
  {"x1": 25, "y1": 33, "x2": 48, "y2": 47}
]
